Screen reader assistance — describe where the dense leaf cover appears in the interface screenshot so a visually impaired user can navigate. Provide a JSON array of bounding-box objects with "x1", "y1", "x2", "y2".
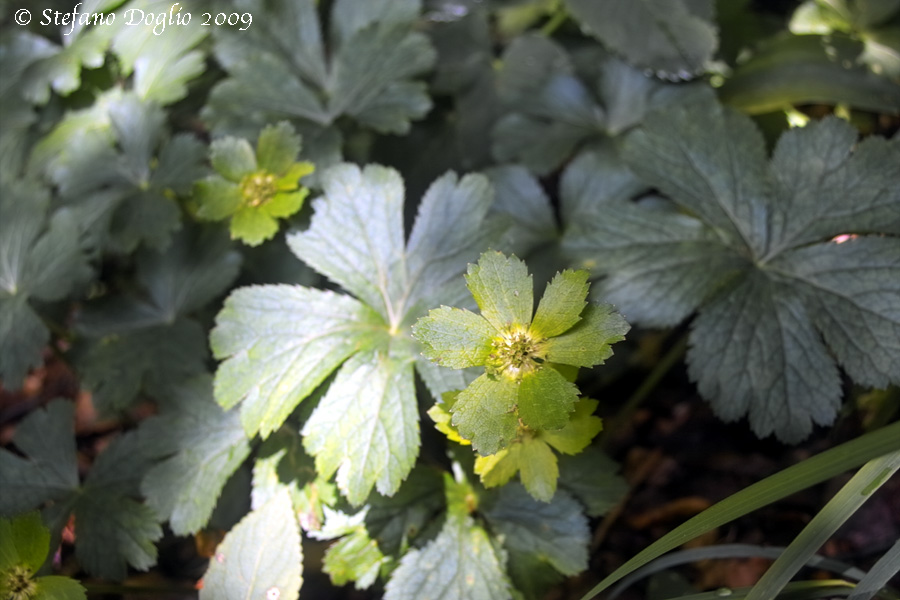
[{"x1": 0, "y1": 0, "x2": 898, "y2": 598}]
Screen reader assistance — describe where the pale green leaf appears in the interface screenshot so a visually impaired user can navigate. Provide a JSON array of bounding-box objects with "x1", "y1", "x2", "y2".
[
  {"x1": 210, "y1": 137, "x2": 256, "y2": 182},
  {"x1": 199, "y1": 490, "x2": 303, "y2": 600},
  {"x1": 543, "y1": 303, "x2": 630, "y2": 368},
  {"x1": 288, "y1": 164, "x2": 407, "y2": 322},
  {"x1": 302, "y1": 351, "x2": 418, "y2": 505},
  {"x1": 110, "y1": 0, "x2": 208, "y2": 104},
  {"x1": 211, "y1": 285, "x2": 385, "y2": 438},
  {"x1": 404, "y1": 172, "x2": 497, "y2": 314},
  {"x1": 257, "y1": 122, "x2": 303, "y2": 175},
  {"x1": 451, "y1": 373, "x2": 519, "y2": 456},
  {"x1": 531, "y1": 270, "x2": 589, "y2": 338},
  {"x1": 517, "y1": 367, "x2": 579, "y2": 431},
  {"x1": 413, "y1": 307, "x2": 497, "y2": 369},
  {"x1": 465, "y1": 251, "x2": 534, "y2": 331},
  {"x1": 484, "y1": 484, "x2": 589, "y2": 575},
  {"x1": 139, "y1": 376, "x2": 251, "y2": 535},
  {"x1": 323, "y1": 528, "x2": 388, "y2": 589},
  {"x1": 384, "y1": 515, "x2": 511, "y2": 600},
  {"x1": 518, "y1": 440, "x2": 560, "y2": 502},
  {"x1": 564, "y1": 0, "x2": 717, "y2": 77},
  {"x1": 230, "y1": 206, "x2": 280, "y2": 246},
  {"x1": 542, "y1": 398, "x2": 604, "y2": 455},
  {"x1": 14, "y1": 28, "x2": 110, "y2": 105}
]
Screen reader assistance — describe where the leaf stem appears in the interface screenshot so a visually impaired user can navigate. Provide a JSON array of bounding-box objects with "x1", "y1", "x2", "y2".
[
  {"x1": 600, "y1": 333, "x2": 688, "y2": 450},
  {"x1": 540, "y1": 10, "x2": 568, "y2": 37}
]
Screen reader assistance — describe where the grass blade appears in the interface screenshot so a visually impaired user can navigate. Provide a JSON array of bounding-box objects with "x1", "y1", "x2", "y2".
[
  {"x1": 579, "y1": 420, "x2": 900, "y2": 600},
  {"x1": 848, "y1": 539, "x2": 900, "y2": 600},
  {"x1": 746, "y1": 451, "x2": 900, "y2": 600}
]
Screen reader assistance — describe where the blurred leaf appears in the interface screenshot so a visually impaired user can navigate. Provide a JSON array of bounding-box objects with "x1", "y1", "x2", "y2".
[{"x1": 199, "y1": 490, "x2": 303, "y2": 600}]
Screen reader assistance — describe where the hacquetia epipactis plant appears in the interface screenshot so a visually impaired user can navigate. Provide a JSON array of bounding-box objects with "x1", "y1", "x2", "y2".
[{"x1": 1, "y1": 0, "x2": 899, "y2": 598}]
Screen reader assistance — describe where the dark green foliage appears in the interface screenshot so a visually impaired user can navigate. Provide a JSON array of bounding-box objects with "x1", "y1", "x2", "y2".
[{"x1": 1, "y1": 0, "x2": 898, "y2": 597}]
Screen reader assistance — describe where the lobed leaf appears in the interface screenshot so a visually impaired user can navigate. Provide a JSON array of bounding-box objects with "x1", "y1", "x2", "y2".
[
  {"x1": 301, "y1": 351, "x2": 418, "y2": 505},
  {"x1": 384, "y1": 514, "x2": 511, "y2": 600},
  {"x1": 211, "y1": 285, "x2": 385, "y2": 438},
  {"x1": 465, "y1": 251, "x2": 534, "y2": 331},
  {"x1": 199, "y1": 490, "x2": 303, "y2": 600}
]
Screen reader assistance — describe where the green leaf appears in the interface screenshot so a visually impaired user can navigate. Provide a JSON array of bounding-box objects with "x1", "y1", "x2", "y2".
[
  {"x1": 204, "y1": 0, "x2": 435, "y2": 135},
  {"x1": 0, "y1": 400, "x2": 78, "y2": 515},
  {"x1": 465, "y1": 251, "x2": 534, "y2": 331},
  {"x1": 199, "y1": 490, "x2": 303, "y2": 600},
  {"x1": 210, "y1": 137, "x2": 256, "y2": 182},
  {"x1": 567, "y1": 96, "x2": 900, "y2": 442},
  {"x1": 363, "y1": 466, "x2": 446, "y2": 556},
  {"x1": 563, "y1": 0, "x2": 717, "y2": 78},
  {"x1": 10, "y1": 28, "x2": 110, "y2": 105},
  {"x1": 384, "y1": 514, "x2": 511, "y2": 600},
  {"x1": 531, "y1": 270, "x2": 590, "y2": 339},
  {"x1": 517, "y1": 367, "x2": 579, "y2": 431},
  {"x1": 622, "y1": 92, "x2": 771, "y2": 255},
  {"x1": 0, "y1": 512, "x2": 87, "y2": 600},
  {"x1": 322, "y1": 527, "x2": 389, "y2": 589},
  {"x1": 484, "y1": 165, "x2": 558, "y2": 255},
  {"x1": 542, "y1": 398, "x2": 604, "y2": 455},
  {"x1": 451, "y1": 373, "x2": 520, "y2": 455},
  {"x1": 288, "y1": 164, "x2": 407, "y2": 323},
  {"x1": 0, "y1": 181, "x2": 89, "y2": 387},
  {"x1": 251, "y1": 427, "x2": 336, "y2": 533},
  {"x1": 211, "y1": 285, "x2": 384, "y2": 438},
  {"x1": 0, "y1": 512, "x2": 50, "y2": 573},
  {"x1": 773, "y1": 238, "x2": 900, "y2": 390},
  {"x1": 768, "y1": 117, "x2": 900, "y2": 252},
  {"x1": 214, "y1": 166, "x2": 498, "y2": 504},
  {"x1": 558, "y1": 447, "x2": 628, "y2": 517},
  {"x1": 139, "y1": 376, "x2": 251, "y2": 535},
  {"x1": 484, "y1": 484, "x2": 590, "y2": 576},
  {"x1": 31, "y1": 577, "x2": 86, "y2": 600},
  {"x1": 110, "y1": 0, "x2": 208, "y2": 104},
  {"x1": 475, "y1": 398, "x2": 603, "y2": 501},
  {"x1": 413, "y1": 307, "x2": 497, "y2": 369},
  {"x1": 543, "y1": 303, "x2": 631, "y2": 368},
  {"x1": 0, "y1": 400, "x2": 163, "y2": 580},
  {"x1": 31, "y1": 92, "x2": 206, "y2": 253},
  {"x1": 302, "y1": 351, "x2": 418, "y2": 506},
  {"x1": 257, "y1": 122, "x2": 303, "y2": 175},
  {"x1": 718, "y1": 34, "x2": 900, "y2": 115}
]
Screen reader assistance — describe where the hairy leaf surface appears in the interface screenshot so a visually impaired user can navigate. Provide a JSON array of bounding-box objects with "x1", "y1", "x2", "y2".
[{"x1": 563, "y1": 96, "x2": 900, "y2": 441}]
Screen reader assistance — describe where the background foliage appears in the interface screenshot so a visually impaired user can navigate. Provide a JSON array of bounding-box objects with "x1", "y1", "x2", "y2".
[{"x1": 1, "y1": 0, "x2": 899, "y2": 599}]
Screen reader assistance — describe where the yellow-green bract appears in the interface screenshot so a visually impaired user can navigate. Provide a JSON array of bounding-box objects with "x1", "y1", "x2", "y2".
[{"x1": 412, "y1": 250, "x2": 629, "y2": 456}]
